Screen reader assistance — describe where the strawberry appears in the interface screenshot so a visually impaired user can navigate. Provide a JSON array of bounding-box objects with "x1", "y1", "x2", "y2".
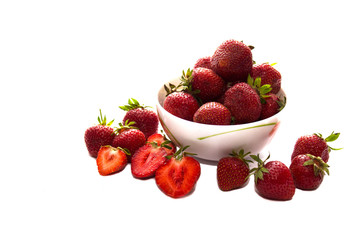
[
  {"x1": 224, "y1": 82, "x2": 261, "y2": 123},
  {"x1": 147, "y1": 133, "x2": 176, "y2": 155},
  {"x1": 84, "y1": 109, "x2": 115, "y2": 158},
  {"x1": 112, "y1": 120, "x2": 146, "y2": 157},
  {"x1": 249, "y1": 154, "x2": 295, "y2": 201},
  {"x1": 96, "y1": 146, "x2": 129, "y2": 176},
  {"x1": 191, "y1": 67, "x2": 226, "y2": 102},
  {"x1": 290, "y1": 154, "x2": 330, "y2": 190},
  {"x1": 131, "y1": 136, "x2": 174, "y2": 179},
  {"x1": 211, "y1": 39, "x2": 253, "y2": 82},
  {"x1": 119, "y1": 98, "x2": 159, "y2": 139},
  {"x1": 251, "y1": 63, "x2": 281, "y2": 94},
  {"x1": 291, "y1": 132, "x2": 341, "y2": 163},
  {"x1": 193, "y1": 102, "x2": 231, "y2": 125},
  {"x1": 163, "y1": 91, "x2": 200, "y2": 121},
  {"x1": 155, "y1": 146, "x2": 201, "y2": 198},
  {"x1": 259, "y1": 93, "x2": 286, "y2": 120},
  {"x1": 194, "y1": 56, "x2": 212, "y2": 69},
  {"x1": 217, "y1": 149, "x2": 252, "y2": 191}
]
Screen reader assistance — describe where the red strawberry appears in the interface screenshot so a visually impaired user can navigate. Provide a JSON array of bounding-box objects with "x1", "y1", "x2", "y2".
[
  {"x1": 259, "y1": 93, "x2": 286, "y2": 120},
  {"x1": 119, "y1": 98, "x2": 159, "y2": 139},
  {"x1": 291, "y1": 132, "x2": 341, "y2": 163},
  {"x1": 191, "y1": 67, "x2": 226, "y2": 102},
  {"x1": 224, "y1": 82, "x2": 261, "y2": 123},
  {"x1": 155, "y1": 146, "x2": 201, "y2": 198},
  {"x1": 211, "y1": 39, "x2": 253, "y2": 82},
  {"x1": 217, "y1": 149, "x2": 252, "y2": 191},
  {"x1": 84, "y1": 110, "x2": 115, "y2": 158},
  {"x1": 194, "y1": 56, "x2": 212, "y2": 69},
  {"x1": 193, "y1": 102, "x2": 231, "y2": 125},
  {"x1": 250, "y1": 154, "x2": 295, "y2": 201},
  {"x1": 131, "y1": 137, "x2": 174, "y2": 179},
  {"x1": 112, "y1": 120, "x2": 146, "y2": 157},
  {"x1": 290, "y1": 154, "x2": 330, "y2": 190},
  {"x1": 251, "y1": 63, "x2": 281, "y2": 94},
  {"x1": 96, "y1": 146, "x2": 129, "y2": 176},
  {"x1": 163, "y1": 91, "x2": 200, "y2": 121},
  {"x1": 147, "y1": 133, "x2": 176, "y2": 154}
]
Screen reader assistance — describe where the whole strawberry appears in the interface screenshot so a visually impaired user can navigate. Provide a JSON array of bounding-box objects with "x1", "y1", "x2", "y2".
[
  {"x1": 191, "y1": 67, "x2": 226, "y2": 102},
  {"x1": 217, "y1": 149, "x2": 252, "y2": 191},
  {"x1": 112, "y1": 120, "x2": 146, "y2": 157},
  {"x1": 290, "y1": 154, "x2": 330, "y2": 190},
  {"x1": 251, "y1": 63, "x2": 282, "y2": 94},
  {"x1": 224, "y1": 82, "x2": 261, "y2": 123},
  {"x1": 291, "y1": 132, "x2": 341, "y2": 163},
  {"x1": 119, "y1": 98, "x2": 159, "y2": 139},
  {"x1": 250, "y1": 154, "x2": 295, "y2": 201},
  {"x1": 259, "y1": 93, "x2": 286, "y2": 120},
  {"x1": 193, "y1": 102, "x2": 231, "y2": 125},
  {"x1": 194, "y1": 56, "x2": 212, "y2": 69},
  {"x1": 84, "y1": 110, "x2": 115, "y2": 158},
  {"x1": 163, "y1": 91, "x2": 200, "y2": 121},
  {"x1": 211, "y1": 39, "x2": 253, "y2": 82}
]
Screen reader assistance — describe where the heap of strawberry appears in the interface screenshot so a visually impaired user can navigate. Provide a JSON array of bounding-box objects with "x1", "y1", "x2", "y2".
[
  {"x1": 163, "y1": 39, "x2": 285, "y2": 125},
  {"x1": 84, "y1": 39, "x2": 342, "y2": 201},
  {"x1": 84, "y1": 99, "x2": 201, "y2": 199}
]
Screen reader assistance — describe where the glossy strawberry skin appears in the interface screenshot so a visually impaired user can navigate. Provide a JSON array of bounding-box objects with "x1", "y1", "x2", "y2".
[
  {"x1": 112, "y1": 129, "x2": 146, "y2": 157},
  {"x1": 255, "y1": 161, "x2": 295, "y2": 201},
  {"x1": 123, "y1": 108, "x2": 159, "y2": 139},
  {"x1": 163, "y1": 91, "x2": 200, "y2": 121},
  {"x1": 131, "y1": 144, "x2": 169, "y2": 179},
  {"x1": 224, "y1": 82, "x2": 261, "y2": 123},
  {"x1": 290, "y1": 154, "x2": 324, "y2": 190},
  {"x1": 194, "y1": 56, "x2": 212, "y2": 69},
  {"x1": 251, "y1": 63, "x2": 281, "y2": 94},
  {"x1": 211, "y1": 39, "x2": 253, "y2": 82},
  {"x1": 96, "y1": 146, "x2": 127, "y2": 176},
  {"x1": 260, "y1": 93, "x2": 280, "y2": 120},
  {"x1": 193, "y1": 102, "x2": 231, "y2": 125},
  {"x1": 192, "y1": 67, "x2": 225, "y2": 102},
  {"x1": 155, "y1": 156, "x2": 201, "y2": 198},
  {"x1": 85, "y1": 125, "x2": 114, "y2": 158},
  {"x1": 217, "y1": 157, "x2": 249, "y2": 191},
  {"x1": 291, "y1": 135, "x2": 329, "y2": 162}
]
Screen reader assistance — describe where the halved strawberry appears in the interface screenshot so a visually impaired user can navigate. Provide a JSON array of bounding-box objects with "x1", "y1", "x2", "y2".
[
  {"x1": 147, "y1": 133, "x2": 176, "y2": 154},
  {"x1": 155, "y1": 146, "x2": 201, "y2": 198},
  {"x1": 96, "y1": 146, "x2": 129, "y2": 176}
]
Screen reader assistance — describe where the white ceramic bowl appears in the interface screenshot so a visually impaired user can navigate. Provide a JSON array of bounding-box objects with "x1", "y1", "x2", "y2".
[{"x1": 156, "y1": 78, "x2": 286, "y2": 161}]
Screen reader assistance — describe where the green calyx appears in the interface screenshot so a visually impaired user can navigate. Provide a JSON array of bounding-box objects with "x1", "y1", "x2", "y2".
[
  {"x1": 163, "y1": 68, "x2": 200, "y2": 97},
  {"x1": 97, "y1": 109, "x2": 114, "y2": 126},
  {"x1": 113, "y1": 119, "x2": 138, "y2": 135},
  {"x1": 103, "y1": 145, "x2": 131, "y2": 156},
  {"x1": 315, "y1": 131, "x2": 343, "y2": 151},
  {"x1": 168, "y1": 145, "x2": 197, "y2": 161},
  {"x1": 247, "y1": 154, "x2": 271, "y2": 184},
  {"x1": 247, "y1": 75, "x2": 272, "y2": 103},
  {"x1": 229, "y1": 149, "x2": 253, "y2": 167},
  {"x1": 119, "y1": 98, "x2": 151, "y2": 111},
  {"x1": 304, "y1": 154, "x2": 330, "y2": 177}
]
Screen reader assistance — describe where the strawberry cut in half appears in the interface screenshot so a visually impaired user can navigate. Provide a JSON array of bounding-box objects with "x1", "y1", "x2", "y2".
[
  {"x1": 155, "y1": 146, "x2": 201, "y2": 198},
  {"x1": 96, "y1": 146, "x2": 129, "y2": 176},
  {"x1": 131, "y1": 134, "x2": 175, "y2": 179}
]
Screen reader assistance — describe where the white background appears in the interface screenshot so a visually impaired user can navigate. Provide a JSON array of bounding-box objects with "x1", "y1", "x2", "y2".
[{"x1": 1, "y1": 0, "x2": 358, "y2": 239}]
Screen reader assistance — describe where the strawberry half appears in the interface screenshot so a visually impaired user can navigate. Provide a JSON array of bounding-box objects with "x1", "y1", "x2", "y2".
[
  {"x1": 96, "y1": 146, "x2": 129, "y2": 176},
  {"x1": 131, "y1": 136, "x2": 175, "y2": 179},
  {"x1": 155, "y1": 146, "x2": 201, "y2": 198}
]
